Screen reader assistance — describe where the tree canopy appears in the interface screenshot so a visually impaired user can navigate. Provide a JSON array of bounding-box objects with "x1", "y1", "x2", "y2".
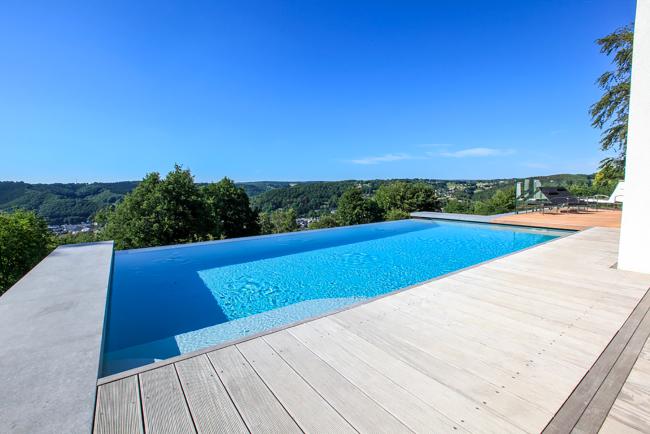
[
  {"x1": 0, "y1": 210, "x2": 52, "y2": 294},
  {"x1": 374, "y1": 181, "x2": 439, "y2": 214},
  {"x1": 335, "y1": 188, "x2": 383, "y2": 226},
  {"x1": 590, "y1": 24, "x2": 633, "y2": 176},
  {"x1": 259, "y1": 209, "x2": 299, "y2": 234},
  {"x1": 102, "y1": 165, "x2": 259, "y2": 249},
  {"x1": 203, "y1": 178, "x2": 259, "y2": 239}
]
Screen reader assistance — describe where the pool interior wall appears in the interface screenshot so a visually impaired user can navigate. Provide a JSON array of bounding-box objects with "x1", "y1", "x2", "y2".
[{"x1": 102, "y1": 219, "x2": 569, "y2": 376}]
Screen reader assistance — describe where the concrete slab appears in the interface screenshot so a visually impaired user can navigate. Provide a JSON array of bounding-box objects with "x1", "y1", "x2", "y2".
[
  {"x1": 410, "y1": 211, "x2": 514, "y2": 223},
  {"x1": 0, "y1": 242, "x2": 114, "y2": 434}
]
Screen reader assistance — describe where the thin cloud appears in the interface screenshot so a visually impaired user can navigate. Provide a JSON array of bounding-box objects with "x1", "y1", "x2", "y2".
[
  {"x1": 348, "y1": 153, "x2": 414, "y2": 165},
  {"x1": 438, "y1": 147, "x2": 515, "y2": 158}
]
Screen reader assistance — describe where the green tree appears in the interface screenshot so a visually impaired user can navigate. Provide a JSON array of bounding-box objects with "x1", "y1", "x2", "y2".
[
  {"x1": 590, "y1": 24, "x2": 633, "y2": 173},
  {"x1": 375, "y1": 181, "x2": 439, "y2": 214},
  {"x1": 593, "y1": 164, "x2": 624, "y2": 192},
  {"x1": 258, "y1": 209, "x2": 298, "y2": 234},
  {"x1": 203, "y1": 177, "x2": 259, "y2": 239},
  {"x1": 308, "y1": 214, "x2": 340, "y2": 229},
  {"x1": 258, "y1": 212, "x2": 274, "y2": 234},
  {"x1": 443, "y1": 199, "x2": 472, "y2": 214},
  {"x1": 385, "y1": 208, "x2": 410, "y2": 221},
  {"x1": 468, "y1": 188, "x2": 515, "y2": 215},
  {"x1": 0, "y1": 210, "x2": 52, "y2": 294},
  {"x1": 103, "y1": 165, "x2": 207, "y2": 249},
  {"x1": 336, "y1": 188, "x2": 382, "y2": 226}
]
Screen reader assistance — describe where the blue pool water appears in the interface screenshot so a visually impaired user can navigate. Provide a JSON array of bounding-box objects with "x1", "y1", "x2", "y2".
[{"x1": 102, "y1": 219, "x2": 567, "y2": 376}]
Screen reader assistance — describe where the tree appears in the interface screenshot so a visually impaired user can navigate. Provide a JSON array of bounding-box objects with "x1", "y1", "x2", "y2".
[
  {"x1": 471, "y1": 187, "x2": 515, "y2": 215},
  {"x1": 258, "y1": 212, "x2": 274, "y2": 235},
  {"x1": 203, "y1": 178, "x2": 259, "y2": 239},
  {"x1": 0, "y1": 210, "x2": 52, "y2": 294},
  {"x1": 443, "y1": 199, "x2": 472, "y2": 214},
  {"x1": 102, "y1": 165, "x2": 207, "y2": 249},
  {"x1": 590, "y1": 24, "x2": 633, "y2": 174},
  {"x1": 258, "y1": 209, "x2": 298, "y2": 234},
  {"x1": 385, "y1": 208, "x2": 410, "y2": 221},
  {"x1": 308, "y1": 214, "x2": 340, "y2": 229},
  {"x1": 336, "y1": 188, "x2": 382, "y2": 226},
  {"x1": 375, "y1": 181, "x2": 439, "y2": 214}
]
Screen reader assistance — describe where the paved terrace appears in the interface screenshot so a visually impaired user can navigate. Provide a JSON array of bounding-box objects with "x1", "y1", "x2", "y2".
[{"x1": 95, "y1": 228, "x2": 650, "y2": 433}]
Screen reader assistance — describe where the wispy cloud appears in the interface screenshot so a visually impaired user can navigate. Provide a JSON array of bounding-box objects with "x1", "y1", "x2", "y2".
[
  {"x1": 438, "y1": 147, "x2": 515, "y2": 158},
  {"x1": 348, "y1": 153, "x2": 414, "y2": 165}
]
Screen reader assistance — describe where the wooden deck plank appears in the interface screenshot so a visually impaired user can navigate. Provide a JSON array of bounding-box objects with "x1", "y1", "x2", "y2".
[
  {"x1": 236, "y1": 338, "x2": 356, "y2": 433},
  {"x1": 94, "y1": 376, "x2": 143, "y2": 434},
  {"x1": 331, "y1": 299, "x2": 567, "y2": 413},
  {"x1": 139, "y1": 365, "x2": 196, "y2": 434},
  {"x1": 295, "y1": 318, "x2": 526, "y2": 433},
  {"x1": 328, "y1": 307, "x2": 554, "y2": 428},
  {"x1": 263, "y1": 331, "x2": 411, "y2": 433},
  {"x1": 572, "y1": 309, "x2": 650, "y2": 433},
  {"x1": 206, "y1": 346, "x2": 301, "y2": 433},
  {"x1": 175, "y1": 355, "x2": 248, "y2": 434},
  {"x1": 542, "y1": 289, "x2": 650, "y2": 433},
  {"x1": 492, "y1": 210, "x2": 621, "y2": 230},
  {"x1": 288, "y1": 322, "x2": 468, "y2": 433},
  {"x1": 336, "y1": 295, "x2": 584, "y2": 412}
]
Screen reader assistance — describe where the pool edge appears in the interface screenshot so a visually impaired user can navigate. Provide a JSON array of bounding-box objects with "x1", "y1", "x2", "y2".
[{"x1": 97, "y1": 225, "x2": 579, "y2": 386}]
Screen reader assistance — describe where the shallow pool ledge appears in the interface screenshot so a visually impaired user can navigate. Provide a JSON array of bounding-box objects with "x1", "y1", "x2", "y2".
[{"x1": 0, "y1": 241, "x2": 114, "y2": 434}]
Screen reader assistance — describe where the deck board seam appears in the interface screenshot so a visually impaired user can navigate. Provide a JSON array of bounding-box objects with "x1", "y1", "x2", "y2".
[
  {"x1": 575, "y1": 308, "x2": 650, "y2": 433},
  {"x1": 282, "y1": 327, "x2": 446, "y2": 432},
  {"x1": 541, "y1": 287, "x2": 650, "y2": 434},
  {"x1": 326, "y1": 312, "x2": 547, "y2": 433},
  {"x1": 172, "y1": 363, "x2": 199, "y2": 434},
  {"x1": 137, "y1": 374, "x2": 149, "y2": 434},
  {"x1": 203, "y1": 351, "x2": 254, "y2": 433},
  {"x1": 233, "y1": 344, "x2": 306, "y2": 433},
  {"x1": 259, "y1": 337, "x2": 363, "y2": 434},
  {"x1": 286, "y1": 327, "x2": 470, "y2": 432}
]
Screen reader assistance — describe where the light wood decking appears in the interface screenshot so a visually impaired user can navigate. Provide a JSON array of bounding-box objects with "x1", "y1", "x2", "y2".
[
  {"x1": 492, "y1": 209, "x2": 622, "y2": 231},
  {"x1": 94, "y1": 227, "x2": 650, "y2": 433},
  {"x1": 600, "y1": 317, "x2": 650, "y2": 433}
]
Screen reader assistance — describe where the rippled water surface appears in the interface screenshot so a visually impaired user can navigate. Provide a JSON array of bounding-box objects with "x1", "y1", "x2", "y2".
[{"x1": 102, "y1": 219, "x2": 566, "y2": 376}]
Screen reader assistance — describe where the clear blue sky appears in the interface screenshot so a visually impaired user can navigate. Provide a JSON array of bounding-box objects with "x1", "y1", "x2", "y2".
[{"x1": 0, "y1": 0, "x2": 637, "y2": 183}]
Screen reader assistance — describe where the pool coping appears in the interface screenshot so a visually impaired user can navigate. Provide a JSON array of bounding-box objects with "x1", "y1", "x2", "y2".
[
  {"x1": 0, "y1": 241, "x2": 114, "y2": 434},
  {"x1": 97, "y1": 222, "x2": 581, "y2": 386}
]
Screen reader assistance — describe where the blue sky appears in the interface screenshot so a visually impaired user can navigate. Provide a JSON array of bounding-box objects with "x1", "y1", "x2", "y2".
[{"x1": 0, "y1": 0, "x2": 637, "y2": 183}]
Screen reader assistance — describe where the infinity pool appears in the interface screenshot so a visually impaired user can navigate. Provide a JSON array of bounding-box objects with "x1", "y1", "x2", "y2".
[{"x1": 101, "y1": 219, "x2": 567, "y2": 376}]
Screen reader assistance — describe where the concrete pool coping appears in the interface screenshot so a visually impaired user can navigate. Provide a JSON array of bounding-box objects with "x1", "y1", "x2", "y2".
[
  {"x1": 0, "y1": 241, "x2": 114, "y2": 434},
  {"x1": 97, "y1": 221, "x2": 575, "y2": 386}
]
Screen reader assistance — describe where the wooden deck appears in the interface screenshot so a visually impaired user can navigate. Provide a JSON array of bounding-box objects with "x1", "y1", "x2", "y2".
[
  {"x1": 600, "y1": 317, "x2": 650, "y2": 433},
  {"x1": 492, "y1": 209, "x2": 622, "y2": 231},
  {"x1": 94, "y1": 227, "x2": 650, "y2": 433}
]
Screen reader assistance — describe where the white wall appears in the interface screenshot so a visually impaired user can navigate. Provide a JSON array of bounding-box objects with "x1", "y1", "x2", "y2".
[{"x1": 619, "y1": 0, "x2": 650, "y2": 273}]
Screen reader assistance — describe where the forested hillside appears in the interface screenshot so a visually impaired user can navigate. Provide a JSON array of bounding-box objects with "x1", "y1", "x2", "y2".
[
  {"x1": 0, "y1": 174, "x2": 596, "y2": 224},
  {"x1": 0, "y1": 180, "x2": 293, "y2": 224},
  {"x1": 0, "y1": 181, "x2": 138, "y2": 224}
]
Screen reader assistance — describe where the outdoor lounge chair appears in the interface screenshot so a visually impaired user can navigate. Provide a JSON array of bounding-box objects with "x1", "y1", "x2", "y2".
[
  {"x1": 585, "y1": 180, "x2": 625, "y2": 208},
  {"x1": 538, "y1": 187, "x2": 587, "y2": 212}
]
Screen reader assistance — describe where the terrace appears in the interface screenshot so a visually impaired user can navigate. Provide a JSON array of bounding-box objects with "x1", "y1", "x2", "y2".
[
  {"x1": 90, "y1": 226, "x2": 650, "y2": 434},
  {"x1": 2, "y1": 1, "x2": 650, "y2": 433}
]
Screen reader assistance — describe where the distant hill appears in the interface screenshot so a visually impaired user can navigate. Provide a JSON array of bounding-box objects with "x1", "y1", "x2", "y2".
[
  {"x1": 0, "y1": 181, "x2": 139, "y2": 225},
  {"x1": 0, "y1": 174, "x2": 594, "y2": 224}
]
